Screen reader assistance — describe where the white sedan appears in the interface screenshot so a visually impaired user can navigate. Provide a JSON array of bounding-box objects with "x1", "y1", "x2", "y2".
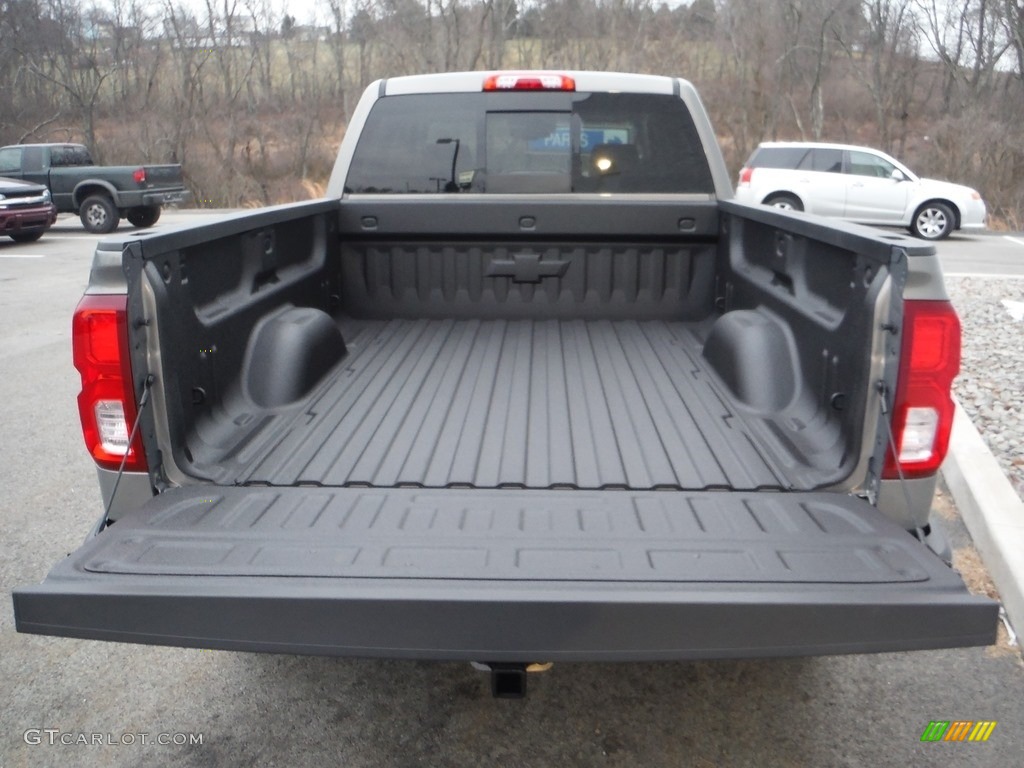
[{"x1": 734, "y1": 141, "x2": 987, "y2": 240}]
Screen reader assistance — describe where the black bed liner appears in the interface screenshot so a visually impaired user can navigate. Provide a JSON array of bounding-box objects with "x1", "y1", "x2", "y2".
[
  {"x1": 14, "y1": 485, "x2": 997, "y2": 658},
  {"x1": 201, "y1": 318, "x2": 816, "y2": 490}
]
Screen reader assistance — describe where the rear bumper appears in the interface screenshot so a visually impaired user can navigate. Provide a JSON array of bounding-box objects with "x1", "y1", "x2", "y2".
[
  {"x1": 0, "y1": 203, "x2": 57, "y2": 233},
  {"x1": 116, "y1": 189, "x2": 190, "y2": 208},
  {"x1": 13, "y1": 486, "x2": 998, "y2": 660},
  {"x1": 142, "y1": 189, "x2": 190, "y2": 207},
  {"x1": 14, "y1": 575, "x2": 997, "y2": 661}
]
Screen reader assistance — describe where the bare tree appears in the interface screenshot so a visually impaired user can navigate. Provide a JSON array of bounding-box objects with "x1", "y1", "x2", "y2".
[
  {"x1": 717, "y1": 0, "x2": 783, "y2": 157},
  {"x1": 245, "y1": 0, "x2": 277, "y2": 105},
  {"x1": 326, "y1": 0, "x2": 350, "y2": 114},
  {"x1": 1007, "y1": 0, "x2": 1024, "y2": 88},
  {"x1": 162, "y1": 2, "x2": 212, "y2": 165},
  {"x1": 917, "y1": 0, "x2": 1010, "y2": 109},
  {"x1": 833, "y1": 0, "x2": 921, "y2": 153},
  {"x1": 15, "y1": 0, "x2": 123, "y2": 154}
]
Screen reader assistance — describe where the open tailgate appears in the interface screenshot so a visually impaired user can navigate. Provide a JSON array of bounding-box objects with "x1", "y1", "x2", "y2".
[{"x1": 14, "y1": 487, "x2": 997, "y2": 660}]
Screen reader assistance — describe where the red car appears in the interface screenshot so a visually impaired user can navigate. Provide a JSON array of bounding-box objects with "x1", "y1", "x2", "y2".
[{"x1": 0, "y1": 176, "x2": 58, "y2": 243}]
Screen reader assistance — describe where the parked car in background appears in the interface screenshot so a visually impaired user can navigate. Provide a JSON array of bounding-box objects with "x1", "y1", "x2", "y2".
[
  {"x1": 0, "y1": 143, "x2": 189, "y2": 234},
  {"x1": 734, "y1": 141, "x2": 987, "y2": 240},
  {"x1": 0, "y1": 176, "x2": 57, "y2": 243}
]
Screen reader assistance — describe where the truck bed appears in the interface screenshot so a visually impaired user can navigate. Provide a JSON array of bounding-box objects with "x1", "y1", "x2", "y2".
[
  {"x1": 145, "y1": 200, "x2": 884, "y2": 495},
  {"x1": 223, "y1": 316, "x2": 789, "y2": 490}
]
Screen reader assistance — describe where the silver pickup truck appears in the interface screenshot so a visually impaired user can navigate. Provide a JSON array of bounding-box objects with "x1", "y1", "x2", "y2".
[{"x1": 14, "y1": 71, "x2": 997, "y2": 696}]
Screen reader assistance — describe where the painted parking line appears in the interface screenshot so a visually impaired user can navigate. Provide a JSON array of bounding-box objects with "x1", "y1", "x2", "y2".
[
  {"x1": 944, "y1": 272, "x2": 1024, "y2": 280},
  {"x1": 1002, "y1": 299, "x2": 1024, "y2": 321},
  {"x1": 0, "y1": 253, "x2": 45, "y2": 258},
  {"x1": 1004, "y1": 236, "x2": 1024, "y2": 248}
]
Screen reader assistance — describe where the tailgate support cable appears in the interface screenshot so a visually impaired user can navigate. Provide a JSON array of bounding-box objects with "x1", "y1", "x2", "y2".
[
  {"x1": 98, "y1": 374, "x2": 154, "y2": 532},
  {"x1": 876, "y1": 381, "x2": 916, "y2": 528}
]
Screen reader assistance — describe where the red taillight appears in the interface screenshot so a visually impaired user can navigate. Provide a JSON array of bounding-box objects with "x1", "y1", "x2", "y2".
[
  {"x1": 133, "y1": 167, "x2": 146, "y2": 184},
  {"x1": 483, "y1": 73, "x2": 576, "y2": 92},
  {"x1": 882, "y1": 300, "x2": 961, "y2": 480},
  {"x1": 72, "y1": 295, "x2": 147, "y2": 472},
  {"x1": 738, "y1": 167, "x2": 753, "y2": 186}
]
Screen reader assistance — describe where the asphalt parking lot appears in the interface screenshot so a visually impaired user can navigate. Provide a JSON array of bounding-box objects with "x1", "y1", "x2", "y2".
[
  {"x1": 1, "y1": 215, "x2": 1022, "y2": 767},
  {"x1": 932, "y1": 230, "x2": 1024, "y2": 277}
]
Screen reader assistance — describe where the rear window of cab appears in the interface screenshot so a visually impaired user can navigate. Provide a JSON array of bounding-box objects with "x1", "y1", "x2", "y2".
[{"x1": 344, "y1": 92, "x2": 715, "y2": 195}]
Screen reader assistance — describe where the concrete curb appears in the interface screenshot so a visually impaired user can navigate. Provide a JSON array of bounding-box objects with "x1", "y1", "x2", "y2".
[{"x1": 941, "y1": 400, "x2": 1024, "y2": 638}]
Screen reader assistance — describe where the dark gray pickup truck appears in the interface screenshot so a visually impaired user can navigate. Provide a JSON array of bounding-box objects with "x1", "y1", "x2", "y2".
[
  {"x1": 14, "y1": 71, "x2": 997, "y2": 696},
  {"x1": 0, "y1": 143, "x2": 189, "y2": 234}
]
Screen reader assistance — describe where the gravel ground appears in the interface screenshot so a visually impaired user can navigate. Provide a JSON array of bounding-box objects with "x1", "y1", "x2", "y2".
[{"x1": 946, "y1": 276, "x2": 1024, "y2": 499}]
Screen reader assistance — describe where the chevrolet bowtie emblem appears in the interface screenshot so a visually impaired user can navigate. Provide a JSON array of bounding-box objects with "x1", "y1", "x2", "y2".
[{"x1": 485, "y1": 252, "x2": 570, "y2": 283}]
